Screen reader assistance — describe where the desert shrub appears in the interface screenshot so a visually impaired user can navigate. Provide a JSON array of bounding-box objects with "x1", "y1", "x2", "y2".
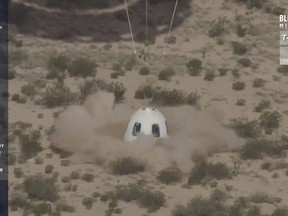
[
  {"x1": 158, "y1": 68, "x2": 176, "y2": 81},
  {"x1": 165, "y1": 35, "x2": 177, "y2": 44},
  {"x1": 230, "y1": 117, "x2": 261, "y2": 138},
  {"x1": 50, "y1": 145, "x2": 72, "y2": 158},
  {"x1": 134, "y1": 84, "x2": 156, "y2": 99},
  {"x1": 186, "y1": 91, "x2": 201, "y2": 105},
  {"x1": 187, "y1": 59, "x2": 202, "y2": 76},
  {"x1": 8, "y1": 68, "x2": 17, "y2": 80},
  {"x1": 47, "y1": 53, "x2": 70, "y2": 71},
  {"x1": 124, "y1": 56, "x2": 136, "y2": 71},
  {"x1": 231, "y1": 68, "x2": 240, "y2": 78},
  {"x1": 70, "y1": 171, "x2": 80, "y2": 180},
  {"x1": 79, "y1": 78, "x2": 98, "y2": 102},
  {"x1": 41, "y1": 83, "x2": 74, "y2": 108},
  {"x1": 237, "y1": 58, "x2": 252, "y2": 67},
  {"x1": 204, "y1": 70, "x2": 215, "y2": 81},
  {"x1": 218, "y1": 68, "x2": 228, "y2": 76},
  {"x1": 60, "y1": 159, "x2": 70, "y2": 167},
  {"x1": 188, "y1": 161, "x2": 231, "y2": 185},
  {"x1": 110, "y1": 157, "x2": 145, "y2": 175},
  {"x1": 172, "y1": 196, "x2": 227, "y2": 216},
  {"x1": 115, "y1": 183, "x2": 165, "y2": 212},
  {"x1": 139, "y1": 67, "x2": 150, "y2": 75},
  {"x1": 246, "y1": 206, "x2": 262, "y2": 216},
  {"x1": 55, "y1": 203, "x2": 75, "y2": 213},
  {"x1": 236, "y1": 98, "x2": 246, "y2": 106},
  {"x1": 18, "y1": 130, "x2": 42, "y2": 160},
  {"x1": 68, "y1": 57, "x2": 97, "y2": 78},
  {"x1": 35, "y1": 157, "x2": 44, "y2": 165},
  {"x1": 254, "y1": 100, "x2": 270, "y2": 112},
  {"x1": 249, "y1": 192, "x2": 275, "y2": 204},
  {"x1": 21, "y1": 83, "x2": 37, "y2": 97},
  {"x1": 45, "y1": 165, "x2": 54, "y2": 174},
  {"x1": 82, "y1": 197, "x2": 94, "y2": 209},
  {"x1": 208, "y1": 16, "x2": 230, "y2": 38},
  {"x1": 110, "y1": 72, "x2": 119, "y2": 79},
  {"x1": 113, "y1": 82, "x2": 127, "y2": 103},
  {"x1": 253, "y1": 78, "x2": 265, "y2": 88},
  {"x1": 261, "y1": 161, "x2": 273, "y2": 171},
  {"x1": 240, "y1": 139, "x2": 284, "y2": 159},
  {"x1": 32, "y1": 203, "x2": 52, "y2": 216},
  {"x1": 277, "y1": 65, "x2": 288, "y2": 76},
  {"x1": 23, "y1": 174, "x2": 59, "y2": 201},
  {"x1": 103, "y1": 43, "x2": 112, "y2": 51},
  {"x1": 272, "y1": 208, "x2": 288, "y2": 216},
  {"x1": 81, "y1": 173, "x2": 94, "y2": 182},
  {"x1": 10, "y1": 49, "x2": 27, "y2": 65},
  {"x1": 46, "y1": 68, "x2": 66, "y2": 81},
  {"x1": 232, "y1": 81, "x2": 246, "y2": 91},
  {"x1": 259, "y1": 111, "x2": 281, "y2": 133},
  {"x1": 264, "y1": 3, "x2": 286, "y2": 16},
  {"x1": 155, "y1": 89, "x2": 187, "y2": 105},
  {"x1": 231, "y1": 42, "x2": 248, "y2": 55},
  {"x1": 112, "y1": 63, "x2": 125, "y2": 75},
  {"x1": 9, "y1": 193, "x2": 31, "y2": 211},
  {"x1": 14, "y1": 167, "x2": 24, "y2": 178},
  {"x1": 157, "y1": 167, "x2": 182, "y2": 184}
]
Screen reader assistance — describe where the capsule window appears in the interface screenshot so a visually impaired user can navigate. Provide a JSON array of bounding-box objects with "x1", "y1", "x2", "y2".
[
  {"x1": 152, "y1": 124, "x2": 160, "y2": 137},
  {"x1": 132, "y1": 122, "x2": 141, "y2": 136}
]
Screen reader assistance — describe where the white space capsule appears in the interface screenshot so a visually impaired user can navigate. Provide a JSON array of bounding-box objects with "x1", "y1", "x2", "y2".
[{"x1": 124, "y1": 106, "x2": 168, "y2": 142}]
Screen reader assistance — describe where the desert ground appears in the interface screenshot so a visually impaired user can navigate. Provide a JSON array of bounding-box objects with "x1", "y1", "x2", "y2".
[{"x1": 7, "y1": 0, "x2": 288, "y2": 215}]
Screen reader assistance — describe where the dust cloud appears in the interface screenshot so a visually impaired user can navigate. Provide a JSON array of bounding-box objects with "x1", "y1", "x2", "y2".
[{"x1": 51, "y1": 92, "x2": 245, "y2": 173}]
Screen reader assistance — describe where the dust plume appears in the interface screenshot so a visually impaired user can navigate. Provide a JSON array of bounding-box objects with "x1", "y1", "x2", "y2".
[{"x1": 51, "y1": 92, "x2": 245, "y2": 173}]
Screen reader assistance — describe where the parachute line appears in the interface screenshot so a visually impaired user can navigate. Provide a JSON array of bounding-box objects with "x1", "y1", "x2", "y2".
[
  {"x1": 124, "y1": 0, "x2": 137, "y2": 54},
  {"x1": 163, "y1": 0, "x2": 179, "y2": 55}
]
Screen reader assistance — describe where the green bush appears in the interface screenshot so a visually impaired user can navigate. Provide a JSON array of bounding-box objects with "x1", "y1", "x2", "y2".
[
  {"x1": 79, "y1": 79, "x2": 98, "y2": 102},
  {"x1": 231, "y1": 42, "x2": 248, "y2": 55},
  {"x1": 272, "y1": 208, "x2": 288, "y2": 216},
  {"x1": 230, "y1": 117, "x2": 261, "y2": 138},
  {"x1": 204, "y1": 70, "x2": 215, "y2": 81},
  {"x1": 115, "y1": 183, "x2": 165, "y2": 212},
  {"x1": 165, "y1": 35, "x2": 177, "y2": 44},
  {"x1": 8, "y1": 68, "x2": 17, "y2": 80},
  {"x1": 277, "y1": 65, "x2": 288, "y2": 76},
  {"x1": 47, "y1": 53, "x2": 70, "y2": 71},
  {"x1": 237, "y1": 58, "x2": 252, "y2": 67},
  {"x1": 158, "y1": 68, "x2": 176, "y2": 81},
  {"x1": 172, "y1": 196, "x2": 227, "y2": 216},
  {"x1": 139, "y1": 67, "x2": 150, "y2": 75},
  {"x1": 253, "y1": 78, "x2": 265, "y2": 88},
  {"x1": 187, "y1": 59, "x2": 202, "y2": 76},
  {"x1": 208, "y1": 17, "x2": 230, "y2": 38},
  {"x1": 110, "y1": 72, "x2": 120, "y2": 79},
  {"x1": 249, "y1": 192, "x2": 276, "y2": 204},
  {"x1": 23, "y1": 174, "x2": 59, "y2": 201},
  {"x1": 110, "y1": 157, "x2": 145, "y2": 175},
  {"x1": 32, "y1": 203, "x2": 52, "y2": 216},
  {"x1": 70, "y1": 171, "x2": 80, "y2": 180},
  {"x1": 18, "y1": 130, "x2": 43, "y2": 160},
  {"x1": 68, "y1": 57, "x2": 97, "y2": 78},
  {"x1": 259, "y1": 111, "x2": 281, "y2": 133},
  {"x1": 157, "y1": 167, "x2": 182, "y2": 184},
  {"x1": 55, "y1": 203, "x2": 75, "y2": 213},
  {"x1": 14, "y1": 167, "x2": 24, "y2": 178},
  {"x1": 232, "y1": 81, "x2": 246, "y2": 91},
  {"x1": 240, "y1": 139, "x2": 284, "y2": 159},
  {"x1": 134, "y1": 84, "x2": 156, "y2": 99},
  {"x1": 82, "y1": 197, "x2": 94, "y2": 209},
  {"x1": 81, "y1": 173, "x2": 95, "y2": 182},
  {"x1": 45, "y1": 165, "x2": 54, "y2": 174},
  {"x1": 218, "y1": 68, "x2": 228, "y2": 76},
  {"x1": 113, "y1": 82, "x2": 127, "y2": 103},
  {"x1": 236, "y1": 98, "x2": 246, "y2": 106},
  {"x1": 264, "y1": 3, "x2": 286, "y2": 16},
  {"x1": 21, "y1": 83, "x2": 37, "y2": 97},
  {"x1": 46, "y1": 68, "x2": 66, "y2": 81},
  {"x1": 254, "y1": 100, "x2": 270, "y2": 112},
  {"x1": 41, "y1": 83, "x2": 74, "y2": 108},
  {"x1": 188, "y1": 161, "x2": 231, "y2": 185},
  {"x1": 186, "y1": 91, "x2": 201, "y2": 105}
]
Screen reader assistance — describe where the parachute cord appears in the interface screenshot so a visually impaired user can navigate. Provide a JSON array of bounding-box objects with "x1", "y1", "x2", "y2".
[
  {"x1": 163, "y1": 0, "x2": 179, "y2": 55},
  {"x1": 145, "y1": 0, "x2": 148, "y2": 46},
  {"x1": 124, "y1": 0, "x2": 137, "y2": 54}
]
